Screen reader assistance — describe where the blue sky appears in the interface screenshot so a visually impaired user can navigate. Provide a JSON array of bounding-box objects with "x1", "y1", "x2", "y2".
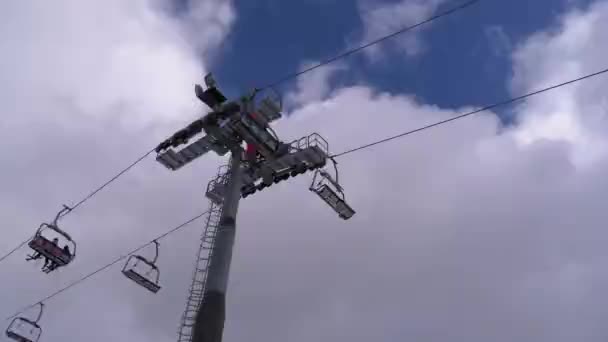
[{"x1": 176, "y1": 0, "x2": 594, "y2": 123}]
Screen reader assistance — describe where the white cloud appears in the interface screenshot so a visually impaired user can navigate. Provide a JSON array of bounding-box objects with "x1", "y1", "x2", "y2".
[
  {"x1": 176, "y1": 0, "x2": 236, "y2": 58},
  {"x1": 3, "y1": 1, "x2": 608, "y2": 342},
  {"x1": 511, "y1": 0, "x2": 608, "y2": 168},
  {"x1": 0, "y1": 0, "x2": 235, "y2": 130},
  {"x1": 357, "y1": 0, "x2": 448, "y2": 60},
  {"x1": 0, "y1": 0, "x2": 234, "y2": 341},
  {"x1": 284, "y1": 61, "x2": 347, "y2": 109}
]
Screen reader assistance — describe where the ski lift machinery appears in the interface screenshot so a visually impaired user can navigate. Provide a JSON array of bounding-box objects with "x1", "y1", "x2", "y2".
[
  {"x1": 27, "y1": 205, "x2": 76, "y2": 269},
  {"x1": 122, "y1": 240, "x2": 162, "y2": 293},
  {"x1": 155, "y1": 73, "x2": 356, "y2": 221},
  {"x1": 6, "y1": 302, "x2": 44, "y2": 342}
]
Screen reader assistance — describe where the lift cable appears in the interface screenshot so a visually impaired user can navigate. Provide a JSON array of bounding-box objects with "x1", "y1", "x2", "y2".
[
  {"x1": 257, "y1": 0, "x2": 480, "y2": 91},
  {"x1": 66, "y1": 148, "x2": 156, "y2": 213},
  {"x1": 330, "y1": 67, "x2": 608, "y2": 158},
  {"x1": 4, "y1": 210, "x2": 209, "y2": 321},
  {"x1": 0, "y1": 148, "x2": 156, "y2": 265}
]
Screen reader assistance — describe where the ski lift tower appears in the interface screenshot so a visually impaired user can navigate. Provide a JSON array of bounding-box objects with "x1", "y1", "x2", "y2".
[{"x1": 155, "y1": 74, "x2": 355, "y2": 342}]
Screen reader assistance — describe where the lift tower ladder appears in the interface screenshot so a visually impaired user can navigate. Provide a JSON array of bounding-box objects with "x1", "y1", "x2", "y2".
[{"x1": 177, "y1": 165, "x2": 228, "y2": 342}]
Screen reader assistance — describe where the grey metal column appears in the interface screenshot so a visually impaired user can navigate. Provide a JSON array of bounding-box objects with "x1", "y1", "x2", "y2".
[{"x1": 192, "y1": 150, "x2": 243, "y2": 342}]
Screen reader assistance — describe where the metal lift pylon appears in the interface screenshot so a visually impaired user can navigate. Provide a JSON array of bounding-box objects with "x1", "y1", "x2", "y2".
[
  {"x1": 176, "y1": 178, "x2": 222, "y2": 342},
  {"x1": 177, "y1": 153, "x2": 243, "y2": 342},
  {"x1": 159, "y1": 74, "x2": 355, "y2": 342}
]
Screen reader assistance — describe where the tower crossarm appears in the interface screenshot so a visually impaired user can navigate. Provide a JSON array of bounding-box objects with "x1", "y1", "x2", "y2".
[
  {"x1": 240, "y1": 133, "x2": 329, "y2": 197},
  {"x1": 155, "y1": 77, "x2": 287, "y2": 172}
]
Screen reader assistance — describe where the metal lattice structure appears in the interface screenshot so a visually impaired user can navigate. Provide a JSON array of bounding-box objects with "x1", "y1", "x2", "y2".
[{"x1": 176, "y1": 166, "x2": 228, "y2": 342}]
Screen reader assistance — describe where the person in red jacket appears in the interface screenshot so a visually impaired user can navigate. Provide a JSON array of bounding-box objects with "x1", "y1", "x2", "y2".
[{"x1": 245, "y1": 142, "x2": 258, "y2": 165}]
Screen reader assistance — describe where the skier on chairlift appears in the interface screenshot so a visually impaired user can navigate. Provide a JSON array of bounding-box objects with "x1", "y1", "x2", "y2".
[
  {"x1": 46, "y1": 243, "x2": 71, "y2": 274},
  {"x1": 40, "y1": 238, "x2": 59, "y2": 273},
  {"x1": 63, "y1": 244, "x2": 71, "y2": 257},
  {"x1": 27, "y1": 237, "x2": 58, "y2": 270},
  {"x1": 25, "y1": 251, "x2": 42, "y2": 262},
  {"x1": 245, "y1": 142, "x2": 258, "y2": 165}
]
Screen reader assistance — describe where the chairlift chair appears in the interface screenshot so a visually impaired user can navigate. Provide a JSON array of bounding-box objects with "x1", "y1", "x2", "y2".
[
  {"x1": 122, "y1": 240, "x2": 162, "y2": 293},
  {"x1": 27, "y1": 206, "x2": 76, "y2": 268},
  {"x1": 309, "y1": 159, "x2": 356, "y2": 220},
  {"x1": 6, "y1": 303, "x2": 43, "y2": 342}
]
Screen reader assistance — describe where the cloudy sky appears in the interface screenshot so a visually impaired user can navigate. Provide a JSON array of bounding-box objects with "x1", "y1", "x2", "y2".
[{"x1": 2, "y1": 0, "x2": 608, "y2": 341}]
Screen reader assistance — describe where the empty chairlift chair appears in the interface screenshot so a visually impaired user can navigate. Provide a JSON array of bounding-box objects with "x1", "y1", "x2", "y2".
[
  {"x1": 309, "y1": 159, "x2": 356, "y2": 220},
  {"x1": 122, "y1": 240, "x2": 162, "y2": 293},
  {"x1": 27, "y1": 206, "x2": 76, "y2": 270},
  {"x1": 6, "y1": 303, "x2": 44, "y2": 342}
]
